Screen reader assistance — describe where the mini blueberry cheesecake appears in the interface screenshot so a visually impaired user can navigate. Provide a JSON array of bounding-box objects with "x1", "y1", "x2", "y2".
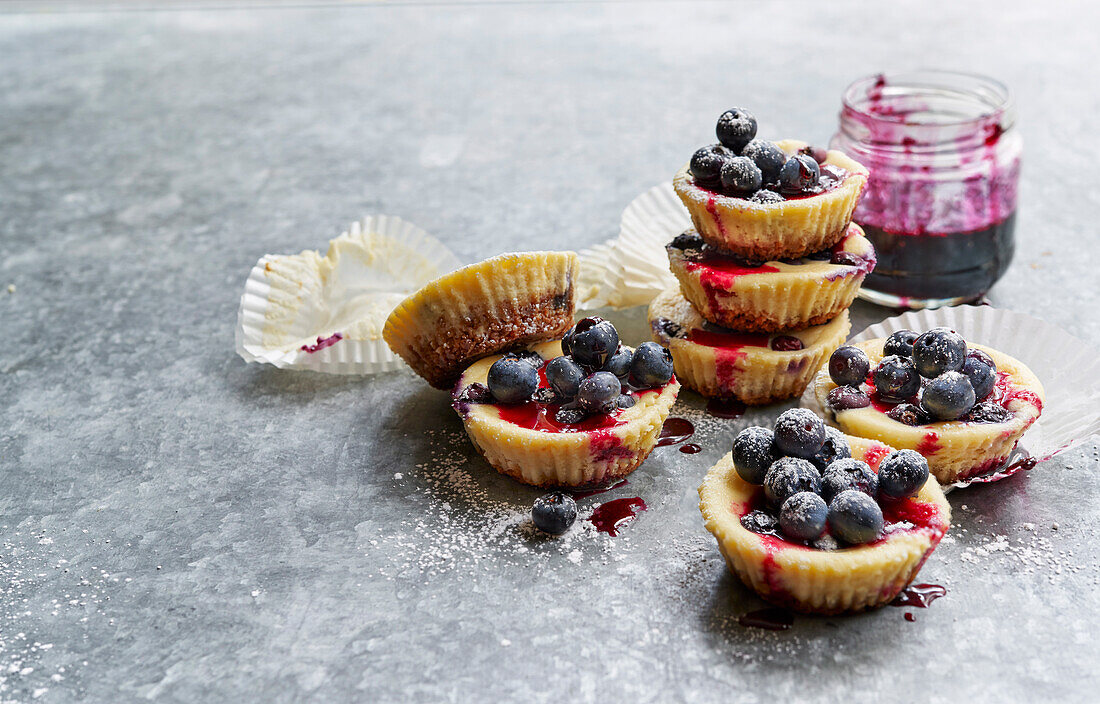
[
  {"x1": 648, "y1": 286, "x2": 849, "y2": 405},
  {"x1": 665, "y1": 224, "x2": 875, "y2": 332},
  {"x1": 453, "y1": 318, "x2": 680, "y2": 487},
  {"x1": 813, "y1": 328, "x2": 1045, "y2": 483},
  {"x1": 672, "y1": 108, "x2": 869, "y2": 262},
  {"x1": 699, "y1": 409, "x2": 951, "y2": 614},
  {"x1": 384, "y1": 251, "x2": 578, "y2": 389}
]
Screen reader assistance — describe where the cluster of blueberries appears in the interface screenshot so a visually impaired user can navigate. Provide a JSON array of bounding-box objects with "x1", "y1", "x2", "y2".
[
  {"x1": 688, "y1": 107, "x2": 836, "y2": 201},
  {"x1": 827, "y1": 327, "x2": 1008, "y2": 425},
  {"x1": 473, "y1": 317, "x2": 674, "y2": 425},
  {"x1": 733, "y1": 409, "x2": 930, "y2": 546}
]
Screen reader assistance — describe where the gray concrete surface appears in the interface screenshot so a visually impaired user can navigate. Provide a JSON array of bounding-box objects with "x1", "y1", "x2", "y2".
[{"x1": 2, "y1": 2, "x2": 1099, "y2": 702}]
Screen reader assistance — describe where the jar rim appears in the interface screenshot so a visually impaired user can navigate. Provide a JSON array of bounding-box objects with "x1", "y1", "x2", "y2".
[{"x1": 842, "y1": 70, "x2": 1014, "y2": 128}]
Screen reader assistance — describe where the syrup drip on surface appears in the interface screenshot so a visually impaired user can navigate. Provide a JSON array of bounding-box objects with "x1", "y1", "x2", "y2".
[
  {"x1": 656, "y1": 417, "x2": 695, "y2": 447},
  {"x1": 571, "y1": 478, "x2": 628, "y2": 500},
  {"x1": 957, "y1": 448, "x2": 1037, "y2": 486},
  {"x1": 904, "y1": 612, "x2": 916, "y2": 622},
  {"x1": 738, "y1": 607, "x2": 794, "y2": 631},
  {"x1": 706, "y1": 398, "x2": 746, "y2": 419},
  {"x1": 589, "y1": 497, "x2": 647, "y2": 536},
  {"x1": 890, "y1": 583, "x2": 947, "y2": 608},
  {"x1": 679, "y1": 443, "x2": 702, "y2": 454}
]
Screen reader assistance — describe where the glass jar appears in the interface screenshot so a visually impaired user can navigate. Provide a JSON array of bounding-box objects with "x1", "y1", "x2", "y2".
[{"x1": 831, "y1": 71, "x2": 1022, "y2": 308}]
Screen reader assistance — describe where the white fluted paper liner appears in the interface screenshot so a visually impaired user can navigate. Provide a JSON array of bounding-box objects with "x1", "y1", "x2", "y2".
[
  {"x1": 800, "y1": 305, "x2": 1100, "y2": 487},
  {"x1": 578, "y1": 182, "x2": 684, "y2": 310},
  {"x1": 235, "y1": 215, "x2": 462, "y2": 375}
]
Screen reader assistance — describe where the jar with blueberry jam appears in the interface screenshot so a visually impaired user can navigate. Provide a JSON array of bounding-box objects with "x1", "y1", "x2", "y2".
[{"x1": 830, "y1": 71, "x2": 1021, "y2": 308}]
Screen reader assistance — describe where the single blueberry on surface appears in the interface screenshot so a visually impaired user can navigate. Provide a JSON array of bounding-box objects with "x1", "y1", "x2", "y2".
[
  {"x1": 873, "y1": 355, "x2": 921, "y2": 401},
  {"x1": 630, "y1": 341, "x2": 674, "y2": 388},
  {"x1": 883, "y1": 329, "x2": 919, "y2": 358},
  {"x1": 764, "y1": 457, "x2": 822, "y2": 507},
  {"x1": 829, "y1": 345, "x2": 871, "y2": 387},
  {"x1": 715, "y1": 107, "x2": 758, "y2": 152},
  {"x1": 773, "y1": 408, "x2": 827, "y2": 459},
  {"x1": 780, "y1": 492, "x2": 828, "y2": 541},
  {"x1": 569, "y1": 317, "x2": 620, "y2": 369},
  {"x1": 921, "y1": 371, "x2": 976, "y2": 421},
  {"x1": 719, "y1": 156, "x2": 763, "y2": 196},
  {"x1": 821, "y1": 458, "x2": 877, "y2": 503},
  {"x1": 576, "y1": 371, "x2": 622, "y2": 413},
  {"x1": 810, "y1": 427, "x2": 852, "y2": 472},
  {"x1": 778, "y1": 153, "x2": 820, "y2": 193},
  {"x1": 669, "y1": 230, "x2": 705, "y2": 252},
  {"x1": 545, "y1": 356, "x2": 585, "y2": 399},
  {"x1": 732, "y1": 426, "x2": 778, "y2": 485},
  {"x1": 827, "y1": 490, "x2": 884, "y2": 545},
  {"x1": 965, "y1": 401, "x2": 1011, "y2": 424},
  {"x1": 741, "y1": 140, "x2": 787, "y2": 184},
  {"x1": 689, "y1": 144, "x2": 732, "y2": 184},
  {"x1": 603, "y1": 345, "x2": 634, "y2": 378},
  {"x1": 532, "y1": 492, "x2": 578, "y2": 535},
  {"x1": 966, "y1": 348, "x2": 996, "y2": 369},
  {"x1": 886, "y1": 402, "x2": 930, "y2": 426},
  {"x1": 912, "y1": 328, "x2": 967, "y2": 378},
  {"x1": 487, "y1": 357, "x2": 538, "y2": 404},
  {"x1": 740, "y1": 510, "x2": 778, "y2": 535},
  {"x1": 878, "y1": 449, "x2": 930, "y2": 499},
  {"x1": 826, "y1": 385, "x2": 871, "y2": 411},
  {"x1": 961, "y1": 355, "x2": 996, "y2": 400}
]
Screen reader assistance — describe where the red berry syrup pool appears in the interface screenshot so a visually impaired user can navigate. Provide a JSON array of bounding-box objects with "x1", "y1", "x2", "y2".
[{"x1": 831, "y1": 71, "x2": 1021, "y2": 308}]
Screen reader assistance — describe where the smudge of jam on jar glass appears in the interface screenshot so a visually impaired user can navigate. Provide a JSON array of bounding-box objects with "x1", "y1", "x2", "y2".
[{"x1": 831, "y1": 71, "x2": 1021, "y2": 308}]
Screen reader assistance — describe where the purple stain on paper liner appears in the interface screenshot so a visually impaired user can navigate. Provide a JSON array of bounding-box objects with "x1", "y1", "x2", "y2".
[{"x1": 301, "y1": 332, "x2": 344, "y2": 353}]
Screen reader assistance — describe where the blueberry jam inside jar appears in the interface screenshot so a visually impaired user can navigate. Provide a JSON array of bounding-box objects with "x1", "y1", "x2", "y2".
[{"x1": 831, "y1": 71, "x2": 1021, "y2": 308}]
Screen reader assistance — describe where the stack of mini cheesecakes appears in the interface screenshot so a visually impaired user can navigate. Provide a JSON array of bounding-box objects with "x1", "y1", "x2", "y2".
[{"x1": 647, "y1": 109, "x2": 874, "y2": 406}]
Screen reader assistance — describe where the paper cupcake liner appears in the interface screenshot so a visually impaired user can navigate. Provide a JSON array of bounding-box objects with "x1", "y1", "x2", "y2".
[
  {"x1": 800, "y1": 305, "x2": 1100, "y2": 488},
  {"x1": 235, "y1": 215, "x2": 461, "y2": 375},
  {"x1": 577, "y1": 182, "x2": 686, "y2": 310}
]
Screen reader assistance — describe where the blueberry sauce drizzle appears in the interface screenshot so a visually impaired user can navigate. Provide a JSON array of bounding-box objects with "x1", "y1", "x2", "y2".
[
  {"x1": 657, "y1": 417, "x2": 695, "y2": 447},
  {"x1": 890, "y1": 583, "x2": 947, "y2": 608},
  {"x1": 571, "y1": 478, "x2": 629, "y2": 500},
  {"x1": 679, "y1": 443, "x2": 702, "y2": 454},
  {"x1": 738, "y1": 607, "x2": 794, "y2": 631},
  {"x1": 589, "y1": 497, "x2": 647, "y2": 536},
  {"x1": 706, "y1": 398, "x2": 746, "y2": 419}
]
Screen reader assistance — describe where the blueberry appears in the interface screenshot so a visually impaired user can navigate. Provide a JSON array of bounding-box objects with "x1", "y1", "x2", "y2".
[
  {"x1": 531, "y1": 387, "x2": 558, "y2": 404},
  {"x1": 532, "y1": 492, "x2": 577, "y2": 535},
  {"x1": 911, "y1": 328, "x2": 967, "y2": 378},
  {"x1": 545, "y1": 356, "x2": 585, "y2": 399},
  {"x1": 689, "y1": 144, "x2": 733, "y2": 184},
  {"x1": 799, "y1": 144, "x2": 828, "y2": 164},
  {"x1": 630, "y1": 341, "x2": 674, "y2": 388},
  {"x1": 454, "y1": 382, "x2": 493, "y2": 405},
  {"x1": 820, "y1": 458, "x2": 877, "y2": 503},
  {"x1": 669, "y1": 230, "x2": 705, "y2": 252},
  {"x1": 886, "y1": 402, "x2": 930, "y2": 426},
  {"x1": 554, "y1": 406, "x2": 588, "y2": 425},
  {"x1": 826, "y1": 385, "x2": 871, "y2": 411},
  {"x1": 872, "y1": 355, "x2": 921, "y2": 401},
  {"x1": 719, "y1": 156, "x2": 763, "y2": 196},
  {"x1": 830, "y1": 251, "x2": 865, "y2": 267},
  {"x1": 576, "y1": 371, "x2": 621, "y2": 413},
  {"x1": 966, "y1": 348, "x2": 996, "y2": 369},
  {"x1": 827, "y1": 490, "x2": 884, "y2": 545},
  {"x1": 828, "y1": 345, "x2": 871, "y2": 387},
  {"x1": 653, "y1": 317, "x2": 684, "y2": 340},
  {"x1": 502, "y1": 350, "x2": 544, "y2": 370},
  {"x1": 487, "y1": 357, "x2": 538, "y2": 404},
  {"x1": 749, "y1": 189, "x2": 784, "y2": 204},
  {"x1": 615, "y1": 394, "x2": 636, "y2": 409},
  {"x1": 921, "y1": 371, "x2": 976, "y2": 421},
  {"x1": 732, "y1": 426, "x2": 778, "y2": 485},
  {"x1": 770, "y1": 335, "x2": 804, "y2": 351},
  {"x1": 568, "y1": 317, "x2": 620, "y2": 369},
  {"x1": 877, "y1": 449, "x2": 930, "y2": 499},
  {"x1": 740, "y1": 509, "x2": 778, "y2": 535},
  {"x1": 883, "y1": 329, "x2": 919, "y2": 358},
  {"x1": 773, "y1": 408, "x2": 827, "y2": 459},
  {"x1": 779, "y1": 492, "x2": 828, "y2": 541},
  {"x1": 764, "y1": 457, "x2": 822, "y2": 507},
  {"x1": 961, "y1": 355, "x2": 996, "y2": 400},
  {"x1": 778, "y1": 154, "x2": 820, "y2": 193},
  {"x1": 740, "y1": 140, "x2": 786, "y2": 184},
  {"x1": 810, "y1": 426, "x2": 851, "y2": 472},
  {"x1": 964, "y1": 401, "x2": 1010, "y2": 424},
  {"x1": 603, "y1": 345, "x2": 634, "y2": 378},
  {"x1": 715, "y1": 107, "x2": 757, "y2": 152}
]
